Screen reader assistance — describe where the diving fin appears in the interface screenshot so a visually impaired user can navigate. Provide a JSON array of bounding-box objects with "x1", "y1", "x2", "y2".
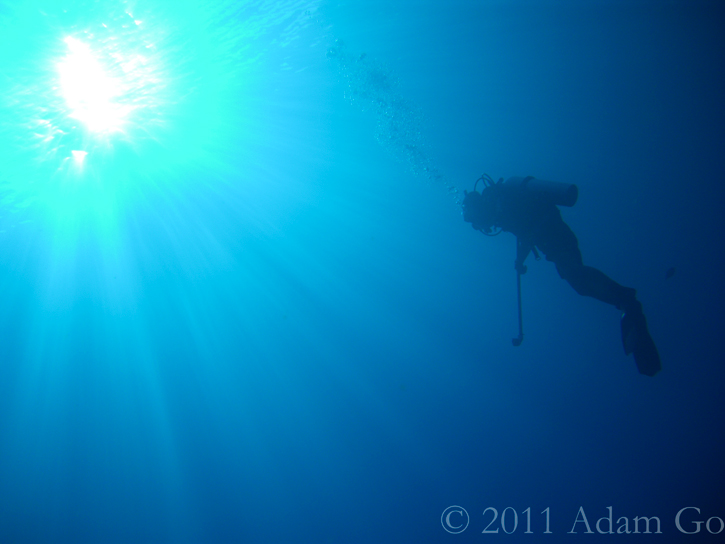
[{"x1": 621, "y1": 309, "x2": 661, "y2": 377}]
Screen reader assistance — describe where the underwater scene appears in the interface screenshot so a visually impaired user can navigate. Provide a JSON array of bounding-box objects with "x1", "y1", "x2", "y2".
[{"x1": 0, "y1": 0, "x2": 723, "y2": 542}]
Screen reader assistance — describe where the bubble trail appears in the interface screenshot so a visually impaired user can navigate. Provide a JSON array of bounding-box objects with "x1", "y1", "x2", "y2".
[{"x1": 327, "y1": 39, "x2": 460, "y2": 201}]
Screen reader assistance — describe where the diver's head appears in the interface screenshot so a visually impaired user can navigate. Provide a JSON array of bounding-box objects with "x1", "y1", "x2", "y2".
[{"x1": 462, "y1": 189, "x2": 495, "y2": 233}]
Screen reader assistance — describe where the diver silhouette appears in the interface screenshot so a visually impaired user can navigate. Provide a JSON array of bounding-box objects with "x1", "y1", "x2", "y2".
[{"x1": 462, "y1": 175, "x2": 661, "y2": 377}]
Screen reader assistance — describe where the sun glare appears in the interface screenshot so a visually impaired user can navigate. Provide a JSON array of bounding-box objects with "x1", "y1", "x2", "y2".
[{"x1": 57, "y1": 36, "x2": 129, "y2": 133}]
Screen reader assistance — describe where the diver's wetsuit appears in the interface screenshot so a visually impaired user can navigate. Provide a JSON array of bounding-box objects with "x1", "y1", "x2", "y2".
[
  {"x1": 489, "y1": 183, "x2": 638, "y2": 313},
  {"x1": 464, "y1": 178, "x2": 660, "y2": 376}
]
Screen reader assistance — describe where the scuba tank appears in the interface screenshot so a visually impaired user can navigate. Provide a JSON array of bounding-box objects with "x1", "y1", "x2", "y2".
[
  {"x1": 504, "y1": 176, "x2": 578, "y2": 207},
  {"x1": 463, "y1": 174, "x2": 579, "y2": 235}
]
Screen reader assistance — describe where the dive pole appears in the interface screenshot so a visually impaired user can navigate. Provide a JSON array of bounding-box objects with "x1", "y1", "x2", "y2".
[{"x1": 512, "y1": 270, "x2": 524, "y2": 347}]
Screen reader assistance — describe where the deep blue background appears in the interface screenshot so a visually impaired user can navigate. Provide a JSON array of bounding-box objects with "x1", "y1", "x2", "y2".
[{"x1": 0, "y1": 0, "x2": 723, "y2": 542}]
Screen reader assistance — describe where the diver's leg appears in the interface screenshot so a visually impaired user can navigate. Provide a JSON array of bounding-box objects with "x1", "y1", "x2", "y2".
[
  {"x1": 555, "y1": 258, "x2": 660, "y2": 375},
  {"x1": 542, "y1": 219, "x2": 660, "y2": 376},
  {"x1": 538, "y1": 217, "x2": 637, "y2": 311},
  {"x1": 556, "y1": 262, "x2": 638, "y2": 313}
]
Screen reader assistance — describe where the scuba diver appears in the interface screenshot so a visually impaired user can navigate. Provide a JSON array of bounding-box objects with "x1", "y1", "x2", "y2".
[{"x1": 462, "y1": 175, "x2": 661, "y2": 377}]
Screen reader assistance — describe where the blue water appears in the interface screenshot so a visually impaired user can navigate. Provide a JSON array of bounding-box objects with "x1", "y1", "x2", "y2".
[{"x1": 1, "y1": 1, "x2": 723, "y2": 542}]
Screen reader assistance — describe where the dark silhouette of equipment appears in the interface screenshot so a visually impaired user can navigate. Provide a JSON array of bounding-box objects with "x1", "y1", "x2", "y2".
[{"x1": 462, "y1": 174, "x2": 661, "y2": 376}]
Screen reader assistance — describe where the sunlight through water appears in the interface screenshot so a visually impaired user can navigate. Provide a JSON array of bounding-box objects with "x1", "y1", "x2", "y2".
[
  {"x1": 0, "y1": 0, "x2": 318, "y2": 225},
  {"x1": 58, "y1": 36, "x2": 131, "y2": 133}
]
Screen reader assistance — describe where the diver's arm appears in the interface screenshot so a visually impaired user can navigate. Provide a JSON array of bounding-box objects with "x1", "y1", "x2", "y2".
[{"x1": 515, "y1": 236, "x2": 533, "y2": 274}]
